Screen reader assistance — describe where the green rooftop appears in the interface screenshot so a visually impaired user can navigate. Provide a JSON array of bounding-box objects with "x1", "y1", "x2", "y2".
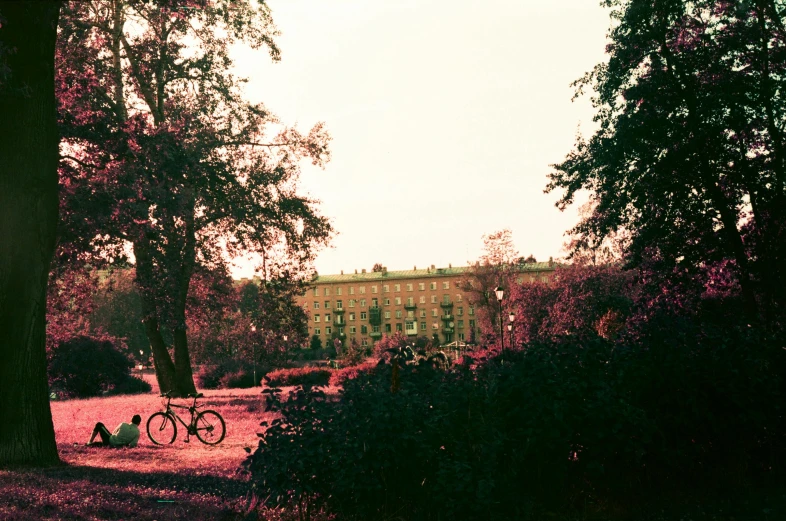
[{"x1": 312, "y1": 262, "x2": 554, "y2": 284}]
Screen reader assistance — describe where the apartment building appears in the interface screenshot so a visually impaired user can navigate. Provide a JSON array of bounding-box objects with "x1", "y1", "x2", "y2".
[{"x1": 296, "y1": 262, "x2": 555, "y2": 348}]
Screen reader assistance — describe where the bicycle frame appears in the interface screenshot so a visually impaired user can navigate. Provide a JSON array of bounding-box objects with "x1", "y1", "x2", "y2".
[{"x1": 161, "y1": 394, "x2": 202, "y2": 432}]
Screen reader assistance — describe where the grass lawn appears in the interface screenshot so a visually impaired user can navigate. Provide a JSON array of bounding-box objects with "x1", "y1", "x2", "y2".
[{"x1": 0, "y1": 377, "x2": 280, "y2": 521}]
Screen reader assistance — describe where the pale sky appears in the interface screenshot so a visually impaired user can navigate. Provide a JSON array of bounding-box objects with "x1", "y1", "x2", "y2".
[{"x1": 230, "y1": 0, "x2": 611, "y2": 277}]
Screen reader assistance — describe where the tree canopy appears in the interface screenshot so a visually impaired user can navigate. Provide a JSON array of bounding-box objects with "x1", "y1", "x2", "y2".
[
  {"x1": 56, "y1": 0, "x2": 333, "y2": 394},
  {"x1": 548, "y1": 0, "x2": 786, "y2": 323}
]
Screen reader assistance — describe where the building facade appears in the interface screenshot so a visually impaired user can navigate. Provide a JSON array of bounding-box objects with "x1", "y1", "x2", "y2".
[{"x1": 296, "y1": 262, "x2": 555, "y2": 348}]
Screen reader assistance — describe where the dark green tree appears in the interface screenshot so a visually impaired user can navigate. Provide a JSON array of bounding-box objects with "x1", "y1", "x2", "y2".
[
  {"x1": 548, "y1": 0, "x2": 786, "y2": 322},
  {"x1": 0, "y1": 1, "x2": 62, "y2": 466}
]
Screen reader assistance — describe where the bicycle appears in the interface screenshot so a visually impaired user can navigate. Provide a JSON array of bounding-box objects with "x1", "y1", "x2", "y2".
[{"x1": 147, "y1": 391, "x2": 226, "y2": 445}]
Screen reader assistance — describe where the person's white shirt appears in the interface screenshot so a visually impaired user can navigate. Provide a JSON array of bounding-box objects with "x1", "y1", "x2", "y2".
[{"x1": 109, "y1": 422, "x2": 140, "y2": 447}]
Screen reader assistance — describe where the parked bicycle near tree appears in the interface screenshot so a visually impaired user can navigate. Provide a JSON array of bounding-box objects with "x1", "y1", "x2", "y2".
[{"x1": 147, "y1": 391, "x2": 226, "y2": 445}]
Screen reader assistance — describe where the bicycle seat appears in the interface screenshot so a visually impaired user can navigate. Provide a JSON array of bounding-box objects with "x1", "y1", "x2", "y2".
[
  {"x1": 188, "y1": 392, "x2": 204, "y2": 399},
  {"x1": 160, "y1": 391, "x2": 173, "y2": 398}
]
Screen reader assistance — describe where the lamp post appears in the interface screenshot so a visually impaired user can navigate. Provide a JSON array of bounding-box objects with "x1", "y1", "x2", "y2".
[
  {"x1": 250, "y1": 324, "x2": 257, "y2": 387},
  {"x1": 508, "y1": 311, "x2": 515, "y2": 353},
  {"x1": 494, "y1": 286, "x2": 504, "y2": 361}
]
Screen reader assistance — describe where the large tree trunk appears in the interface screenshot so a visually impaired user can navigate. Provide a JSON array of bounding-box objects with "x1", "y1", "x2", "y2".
[{"x1": 0, "y1": 1, "x2": 62, "y2": 466}]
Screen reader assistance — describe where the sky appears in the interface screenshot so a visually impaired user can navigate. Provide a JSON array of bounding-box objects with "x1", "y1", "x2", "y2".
[{"x1": 230, "y1": 0, "x2": 611, "y2": 278}]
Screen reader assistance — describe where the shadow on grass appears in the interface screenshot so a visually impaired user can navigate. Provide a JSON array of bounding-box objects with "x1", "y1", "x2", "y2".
[{"x1": 0, "y1": 462, "x2": 251, "y2": 521}]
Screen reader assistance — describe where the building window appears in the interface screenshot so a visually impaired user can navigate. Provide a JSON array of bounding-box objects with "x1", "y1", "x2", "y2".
[
  {"x1": 407, "y1": 297, "x2": 414, "y2": 306},
  {"x1": 385, "y1": 311, "x2": 391, "y2": 319},
  {"x1": 454, "y1": 281, "x2": 461, "y2": 289},
  {"x1": 469, "y1": 305, "x2": 475, "y2": 315},
  {"x1": 312, "y1": 287, "x2": 318, "y2": 296},
  {"x1": 405, "y1": 321, "x2": 416, "y2": 334},
  {"x1": 443, "y1": 294, "x2": 450, "y2": 304},
  {"x1": 419, "y1": 283, "x2": 425, "y2": 291},
  {"x1": 443, "y1": 282, "x2": 449, "y2": 289},
  {"x1": 359, "y1": 286, "x2": 366, "y2": 294},
  {"x1": 350, "y1": 326, "x2": 356, "y2": 334},
  {"x1": 394, "y1": 284, "x2": 401, "y2": 292},
  {"x1": 406, "y1": 283, "x2": 413, "y2": 291},
  {"x1": 372, "y1": 325, "x2": 380, "y2": 333},
  {"x1": 314, "y1": 314, "x2": 320, "y2": 322},
  {"x1": 385, "y1": 323, "x2": 392, "y2": 333},
  {"x1": 395, "y1": 297, "x2": 402, "y2": 305},
  {"x1": 420, "y1": 309, "x2": 426, "y2": 318},
  {"x1": 395, "y1": 310, "x2": 402, "y2": 319},
  {"x1": 419, "y1": 296, "x2": 426, "y2": 304},
  {"x1": 325, "y1": 326, "x2": 332, "y2": 335},
  {"x1": 407, "y1": 310, "x2": 414, "y2": 319},
  {"x1": 360, "y1": 311, "x2": 367, "y2": 320},
  {"x1": 469, "y1": 319, "x2": 475, "y2": 329},
  {"x1": 542, "y1": 276, "x2": 549, "y2": 282},
  {"x1": 349, "y1": 312, "x2": 356, "y2": 321},
  {"x1": 421, "y1": 322, "x2": 427, "y2": 331},
  {"x1": 459, "y1": 333, "x2": 465, "y2": 340},
  {"x1": 338, "y1": 327, "x2": 344, "y2": 335},
  {"x1": 336, "y1": 300, "x2": 343, "y2": 309},
  {"x1": 361, "y1": 338, "x2": 369, "y2": 347},
  {"x1": 360, "y1": 299, "x2": 367, "y2": 308},
  {"x1": 432, "y1": 308, "x2": 438, "y2": 317},
  {"x1": 456, "y1": 294, "x2": 462, "y2": 302},
  {"x1": 361, "y1": 325, "x2": 368, "y2": 334},
  {"x1": 372, "y1": 285, "x2": 378, "y2": 293},
  {"x1": 314, "y1": 302, "x2": 320, "y2": 309},
  {"x1": 396, "y1": 323, "x2": 403, "y2": 332},
  {"x1": 430, "y1": 282, "x2": 436, "y2": 290},
  {"x1": 431, "y1": 295, "x2": 437, "y2": 304},
  {"x1": 325, "y1": 287, "x2": 330, "y2": 296},
  {"x1": 457, "y1": 306, "x2": 463, "y2": 316},
  {"x1": 325, "y1": 314, "x2": 331, "y2": 322},
  {"x1": 383, "y1": 285, "x2": 389, "y2": 292},
  {"x1": 314, "y1": 327, "x2": 320, "y2": 335},
  {"x1": 337, "y1": 287, "x2": 342, "y2": 295},
  {"x1": 350, "y1": 287, "x2": 355, "y2": 295},
  {"x1": 432, "y1": 322, "x2": 439, "y2": 330},
  {"x1": 458, "y1": 319, "x2": 464, "y2": 328},
  {"x1": 371, "y1": 298, "x2": 378, "y2": 307},
  {"x1": 325, "y1": 301, "x2": 331, "y2": 309},
  {"x1": 384, "y1": 298, "x2": 390, "y2": 306},
  {"x1": 349, "y1": 299, "x2": 356, "y2": 308}
]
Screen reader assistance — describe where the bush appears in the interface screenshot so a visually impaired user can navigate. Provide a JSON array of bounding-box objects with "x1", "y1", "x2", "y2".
[
  {"x1": 197, "y1": 359, "x2": 259, "y2": 389},
  {"x1": 108, "y1": 375, "x2": 152, "y2": 395},
  {"x1": 328, "y1": 360, "x2": 376, "y2": 386},
  {"x1": 246, "y1": 327, "x2": 786, "y2": 520},
  {"x1": 264, "y1": 366, "x2": 331, "y2": 387},
  {"x1": 219, "y1": 369, "x2": 256, "y2": 389},
  {"x1": 48, "y1": 336, "x2": 136, "y2": 398}
]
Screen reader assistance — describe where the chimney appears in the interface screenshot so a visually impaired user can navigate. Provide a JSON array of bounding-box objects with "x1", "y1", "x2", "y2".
[
  {"x1": 431, "y1": 264, "x2": 435, "y2": 270},
  {"x1": 548, "y1": 256, "x2": 553, "y2": 267},
  {"x1": 414, "y1": 265, "x2": 417, "y2": 270},
  {"x1": 340, "y1": 270, "x2": 343, "y2": 275},
  {"x1": 382, "y1": 266, "x2": 387, "y2": 274},
  {"x1": 448, "y1": 263, "x2": 452, "y2": 268},
  {"x1": 362, "y1": 269, "x2": 366, "y2": 273},
  {"x1": 354, "y1": 269, "x2": 357, "y2": 274}
]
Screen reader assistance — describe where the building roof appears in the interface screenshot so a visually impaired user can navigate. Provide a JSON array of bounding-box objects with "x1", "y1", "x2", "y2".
[{"x1": 311, "y1": 262, "x2": 554, "y2": 284}]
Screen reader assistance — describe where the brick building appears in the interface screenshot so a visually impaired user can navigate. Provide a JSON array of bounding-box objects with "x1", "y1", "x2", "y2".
[{"x1": 296, "y1": 262, "x2": 555, "y2": 348}]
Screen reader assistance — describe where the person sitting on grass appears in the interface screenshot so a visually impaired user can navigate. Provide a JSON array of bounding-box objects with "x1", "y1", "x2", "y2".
[{"x1": 87, "y1": 414, "x2": 142, "y2": 447}]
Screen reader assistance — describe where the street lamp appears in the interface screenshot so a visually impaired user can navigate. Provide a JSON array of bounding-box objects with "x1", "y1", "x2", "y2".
[
  {"x1": 494, "y1": 286, "x2": 504, "y2": 361},
  {"x1": 508, "y1": 312, "x2": 515, "y2": 352},
  {"x1": 250, "y1": 324, "x2": 257, "y2": 387}
]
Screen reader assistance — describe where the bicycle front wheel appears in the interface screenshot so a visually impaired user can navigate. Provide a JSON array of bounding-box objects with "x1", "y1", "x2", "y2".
[
  {"x1": 194, "y1": 410, "x2": 225, "y2": 445},
  {"x1": 147, "y1": 412, "x2": 177, "y2": 445}
]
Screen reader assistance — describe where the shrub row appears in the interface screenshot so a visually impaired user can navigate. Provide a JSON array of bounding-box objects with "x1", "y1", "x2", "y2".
[
  {"x1": 246, "y1": 327, "x2": 786, "y2": 520},
  {"x1": 264, "y1": 366, "x2": 331, "y2": 387}
]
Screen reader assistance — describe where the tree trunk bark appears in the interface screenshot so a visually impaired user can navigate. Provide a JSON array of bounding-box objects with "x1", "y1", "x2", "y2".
[{"x1": 0, "y1": 1, "x2": 62, "y2": 466}]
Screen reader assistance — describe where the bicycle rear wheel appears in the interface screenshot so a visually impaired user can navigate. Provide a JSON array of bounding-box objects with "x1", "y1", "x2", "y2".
[
  {"x1": 147, "y1": 412, "x2": 177, "y2": 445},
  {"x1": 194, "y1": 410, "x2": 225, "y2": 445}
]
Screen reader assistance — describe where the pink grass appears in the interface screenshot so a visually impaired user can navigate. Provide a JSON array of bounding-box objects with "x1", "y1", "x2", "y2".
[{"x1": 0, "y1": 381, "x2": 279, "y2": 520}]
